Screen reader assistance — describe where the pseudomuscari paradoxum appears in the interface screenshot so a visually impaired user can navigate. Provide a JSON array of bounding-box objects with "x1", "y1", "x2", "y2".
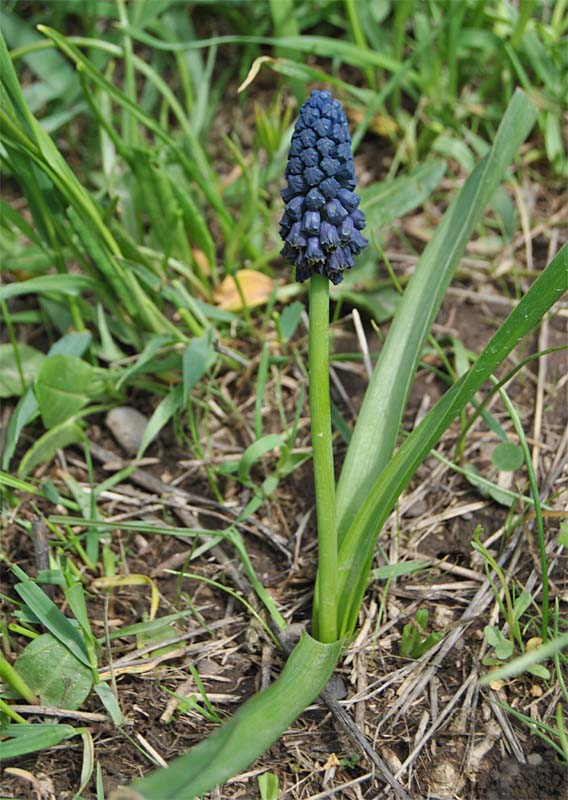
[{"x1": 280, "y1": 89, "x2": 368, "y2": 285}]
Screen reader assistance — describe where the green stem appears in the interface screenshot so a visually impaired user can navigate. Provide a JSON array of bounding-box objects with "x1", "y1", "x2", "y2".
[{"x1": 309, "y1": 275, "x2": 337, "y2": 643}]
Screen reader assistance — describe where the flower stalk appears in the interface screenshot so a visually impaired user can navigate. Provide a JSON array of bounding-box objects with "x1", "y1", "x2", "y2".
[{"x1": 308, "y1": 273, "x2": 337, "y2": 642}]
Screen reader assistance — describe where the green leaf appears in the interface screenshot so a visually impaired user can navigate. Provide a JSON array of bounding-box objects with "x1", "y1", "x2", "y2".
[
  {"x1": 14, "y1": 633, "x2": 93, "y2": 710},
  {"x1": 0, "y1": 274, "x2": 96, "y2": 301},
  {"x1": 1, "y1": 9, "x2": 79, "y2": 99},
  {"x1": 35, "y1": 355, "x2": 101, "y2": 428},
  {"x1": 18, "y1": 418, "x2": 87, "y2": 477},
  {"x1": 336, "y1": 89, "x2": 538, "y2": 543},
  {"x1": 238, "y1": 434, "x2": 286, "y2": 484},
  {"x1": 49, "y1": 331, "x2": 92, "y2": 358},
  {"x1": 278, "y1": 301, "x2": 304, "y2": 342},
  {"x1": 258, "y1": 772, "x2": 279, "y2": 800},
  {"x1": 484, "y1": 626, "x2": 514, "y2": 660},
  {"x1": 399, "y1": 623, "x2": 421, "y2": 658},
  {"x1": 119, "y1": 633, "x2": 341, "y2": 800},
  {"x1": 464, "y1": 463, "x2": 515, "y2": 507},
  {"x1": 0, "y1": 343, "x2": 45, "y2": 397},
  {"x1": 337, "y1": 286, "x2": 402, "y2": 325},
  {"x1": 415, "y1": 609, "x2": 429, "y2": 629},
  {"x1": 492, "y1": 442, "x2": 524, "y2": 472},
  {"x1": 182, "y1": 334, "x2": 215, "y2": 399},
  {"x1": 360, "y1": 159, "x2": 446, "y2": 230},
  {"x1": 123, "y1": 27, "x2": 407, "y2": 73},
  {"x1": 480, "y1": 633, "x2": 568, "y2": 684},
  {"x1": 432, "y1": 134, "x2": 475, "y2": 172},
  {"x1": 512, "y1": 591, "x2": 532, "y2": 623},
  {"x1": 13, "y1": 571, "x2": 91, "y2": 668},
  {"x1": 171, "y1": 182, "x2": 217, "y2": 271},
  {"x1": 136, "y1": 385, "x2": 183, "y2": 459},
  {"x1": 526, "y1": 664, "x2": 550, "y2": 680},
  {"x1": 483, "y1": 625, "x2": 502, "y2": 648},
  {"x1": 372, "y1": 560, "x2": 430, "y2": 580},
  {"x1": 491, "y1": 185, "x2": 517, "y2": 240},
  {"x1": 94, "y1": 683, "x2": 124, "y2": 726},
  {"x1": 495, "y1": 639, "x2": 515, "y2": 660},
  {"x1": 0, "y1": 723, "x2": 81, "y2": 760},
  {"x1": 336, "y1": 243, "x2": 567, "y2": 637}
]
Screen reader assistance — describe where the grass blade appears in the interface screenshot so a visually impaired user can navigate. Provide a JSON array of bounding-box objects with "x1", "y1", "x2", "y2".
[
  {"x1": 0, "y1": 724, "x2": 82, "y2": 760},
  {"x1": 360, "y1": 160, "x2": 446, "y2": 231},
  {"x1": 336, "y1": 243, "x2": 567, "y2": 636},
  {"x1": 335, "y1": 89, "x2": 538, "y2": 541},
  {"x1": 12, "y1": 567, "x2": 92, "y2": 668}
]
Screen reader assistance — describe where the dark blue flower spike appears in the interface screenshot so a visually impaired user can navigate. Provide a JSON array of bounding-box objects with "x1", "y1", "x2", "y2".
[{"x1": 280, "y1": 90, "x2": 368, "y2": 285}]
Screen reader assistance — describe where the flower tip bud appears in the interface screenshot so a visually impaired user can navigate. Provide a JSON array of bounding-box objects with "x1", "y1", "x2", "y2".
[{"x1": 279, "y1": 90, "x2": 367, "y2": 284}]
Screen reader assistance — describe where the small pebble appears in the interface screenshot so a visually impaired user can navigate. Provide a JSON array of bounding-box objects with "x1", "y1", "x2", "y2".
[
  {"x1": 527, "y1": 752, "x2": 543, "y2": 766},
  {"x1": 106, "y1": 406, "x2": 149, "y2": 455}
]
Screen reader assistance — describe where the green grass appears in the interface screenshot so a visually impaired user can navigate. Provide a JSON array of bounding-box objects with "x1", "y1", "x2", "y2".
[{"x1": 1, "y1": 2, "x2": 567, "y2": 798}]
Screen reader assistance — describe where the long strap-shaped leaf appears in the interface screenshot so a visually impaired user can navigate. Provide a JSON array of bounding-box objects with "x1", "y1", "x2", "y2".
[
  {"x1": 335, "y1": 89, "x2": 538, "y2": 542},
  {"x1": 336, "y1": 244, "x2": 567, "y2": 637},
  {"x1": 112, "y1": 633, "x2": 341, "y2": 800}
]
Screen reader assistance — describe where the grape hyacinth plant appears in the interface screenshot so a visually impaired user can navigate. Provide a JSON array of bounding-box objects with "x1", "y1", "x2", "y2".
[
  {"x1": 279, "y1": 89, "x2": 368, "y2": 285},
  {"x1": 281, "y1": 89, "x2": 368, "y2": 644}
]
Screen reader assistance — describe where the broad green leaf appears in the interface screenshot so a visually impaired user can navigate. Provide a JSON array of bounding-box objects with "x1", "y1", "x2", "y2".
[
  {"x1": 1, "y1": 9, "x2": 78, "y2": 98},
  {"x1": 484, "y1": 625, "x2": 505, "y2": 649},
  {"x1": 35, "y1": 355, "x2": 102, "y2": 428},
  {"x1": 0, "y1": 343, "x2": 45, "y2": 397},
  {"x1": 527, "y1": 664, "x2": 550, "y2": 680},
  {"x1": 117, "y1": 633, "x2": 341, "y2": 800},
  {"x1": 360, "y1": 159, "x2": 446, "y2": 230},
  {"x1": 336, "y1": 89, "x2": 538, "y2": 543},
  {"x1": 491, "y1": 185, "x2": 517, "y2": 240},
  {"x1": 0, "y1": 723, "x2": 81, "y2": 760},
  {"x1": 182, "y1": 334, "x2": 215, "y2": 399},
  {"x1": 432, "y1": 134, "x2": 475, "y2": 172},
  {"x1": 14, "y1": 633, "x2": 93, "y2": 710},
  {"x1": 492, "y1": 442, "x2": 524, "y2": 472},
  {"x1": 49, "y1": 331, "x2": 92, "y2": 358},
  {"x1": 494, "y1": 639, "x2": 515, "y2": 660},
  {"x1": 115, "y1": 335, "x2": 175, "y2": 389},
  {"x1": 336, "y1": 243, "x2": 567, "y2": 636}
]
